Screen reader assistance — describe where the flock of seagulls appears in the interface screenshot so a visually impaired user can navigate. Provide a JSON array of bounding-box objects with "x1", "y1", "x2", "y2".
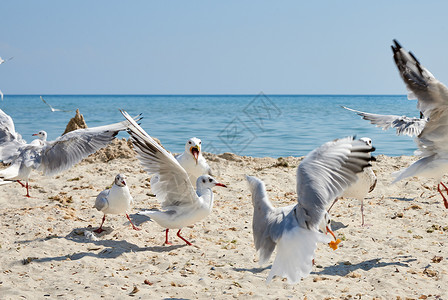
[{"x1": 0, "y1": 40, "x2": 447, "y2": 285}]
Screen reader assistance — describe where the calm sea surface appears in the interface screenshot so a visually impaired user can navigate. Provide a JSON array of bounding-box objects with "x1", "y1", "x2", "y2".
[{"x1": 0, "y1": 95, "x2": 420, "y2": 157}]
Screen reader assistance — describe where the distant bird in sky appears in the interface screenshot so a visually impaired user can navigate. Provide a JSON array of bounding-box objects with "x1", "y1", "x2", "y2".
[
  {"x1": 40, "y1": 96, "x2": 73, "y2": 112},
  {"x1": 0, "y1": 109, "x2": 140, "y2": 197},
  {"x1": 120, "y1": 110, "x2": 227, "y2": 246},
  {"x1": 246, "y1": 137, "x2": 375, "y2": 284},
  {"x1": 0, "y1": 56, "x2": 13, "y2": 65},
  {"x1": 94, "y1": 174, "x2": 140, "y2": 234}
]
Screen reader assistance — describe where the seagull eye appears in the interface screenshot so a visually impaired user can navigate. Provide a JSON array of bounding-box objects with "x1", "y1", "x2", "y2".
[
  {"x1": 188, "y1": 141, "x2": 192, "y2": 144},
  {"x1": 209, "y1": 178, "x2": 212, "y2": 182},
  {"x1": 202, "y1": 179, "x2": 206, "y2": 183},
  {"x1": 199, "y1": 141, "x2": 202, "y2": 145}
]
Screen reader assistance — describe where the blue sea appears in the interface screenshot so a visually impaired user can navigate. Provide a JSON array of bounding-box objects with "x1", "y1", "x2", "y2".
[{"x1": 0, "y1": 94, "x2": 420, "y2": 157}]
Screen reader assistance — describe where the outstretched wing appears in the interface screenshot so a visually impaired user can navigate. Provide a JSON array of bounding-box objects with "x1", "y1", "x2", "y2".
[
  {"x1": 342, "y1": 106, "x2": 426, "y2": 137},
  {"x1": 392, "y1": 39, "x2": 448, "y2": 117},
  {"x1": 39, "y1": 118, "x2": 138, "y2": 176},
  {"x1": 296, "y1": 137, "x2": 374, "y2": 229},
  {"x1": 121, "y1": 110, "x2": 199, "y2": 208},
  {"x1": 0, "y1": 109, "x2": 27, "y2": 162}
]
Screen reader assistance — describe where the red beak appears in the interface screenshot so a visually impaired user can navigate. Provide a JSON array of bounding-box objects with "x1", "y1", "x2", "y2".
[
  {"x1": 32, "y1": 133, "x2": 38, "y2": 136},
  {"x1": 122, "y1": 181, "x2": 126, "y2": 186},
  {"x1": 215, "y1": 183, "x2": 227, "y2": 188}
]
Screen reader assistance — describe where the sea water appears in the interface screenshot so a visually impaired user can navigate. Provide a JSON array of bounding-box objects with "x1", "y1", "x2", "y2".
[{"x1": 0, "y1": 94, "x2": 419, "y2": 157}]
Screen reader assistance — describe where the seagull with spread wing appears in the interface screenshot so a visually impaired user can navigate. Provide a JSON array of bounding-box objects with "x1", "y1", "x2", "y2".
[
  {"x1": 40, "y1": 96, "x2": 73, "y2": 112},
  {"x1": 120, "y1": 110, "x2": 226, "y2": 246},
  {"x1": 0, "y1": 109, "x2": 140, "y2": 197},
  {"x1": 344, "y1": 40, "x2": 448, "y2": 209},
  {"x1": 246, "y1": 137, "x2": 375, "y2": 284}
]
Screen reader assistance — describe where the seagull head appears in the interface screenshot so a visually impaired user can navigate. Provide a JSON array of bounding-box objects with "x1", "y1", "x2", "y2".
[
  {"x1": 185, "y1": 137, "x2": 202, "y2": 164},
  {"x1": 114, "y1": 174, "x2": 127, "y2": 187},
  {"x1": 32, "y1": 130, "x2": 47, "y2": 141},
  {"x1": 197, "y1": 175, "x2": 226, "y2": 189},
  {"x1": 318, "y1": 212, "x2": 332, "y2": 234},
  {"x1": 359, "y1": 137, "x2": 372, "y2": 147}
]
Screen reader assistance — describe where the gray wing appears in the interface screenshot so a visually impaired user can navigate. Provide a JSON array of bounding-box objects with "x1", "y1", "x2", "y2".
[
  {"x1": 39, "y1": 118, "x2": 138, "y2": 176},
  {"x1": 94, "y1": 190, "x2": 110, "y2": 212},
  {"x1": 296, "y1": 137, "x2": 374, "y2": 229},
  {"x1": 246, "y1": 175, "x2": 297, "y2": 265},
  {"x1": 0, "y1": 109, "x2": 27, "y2": 161},
  {"x1": 121, "y1": 110, "x2": 199, "y2": 208},
  {"x1": 392, "y1": 40, "x2": 448, "y2": 117},
  {"x1": 342, "y1": 106, "x2": 426, "y2": 137}
]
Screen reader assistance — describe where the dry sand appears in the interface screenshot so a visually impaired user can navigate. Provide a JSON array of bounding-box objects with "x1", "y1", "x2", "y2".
[{"x1": 0, "y1": 140, "x2": 447, "y2": 299}]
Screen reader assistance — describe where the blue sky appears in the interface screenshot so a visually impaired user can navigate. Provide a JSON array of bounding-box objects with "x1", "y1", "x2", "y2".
[{"x1": 1, "y1": 1, "x2": 448, "y2": 94}]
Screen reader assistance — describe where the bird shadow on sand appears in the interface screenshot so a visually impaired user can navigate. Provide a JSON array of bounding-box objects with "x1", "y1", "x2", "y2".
[
  {"x1": 16, "y1": 224, "x2": 187, "y2": 264},
  {"x1": 330, "y1": 220, "x2": 348, "y2": 231},
  {"x1": 314, "y1": 255, "x2": 417, "y2": 277},
  {"x1": 388, "y1": 196, "x2": 415, "y2": 202},
  {"x1": 232, "y1": 265, "x2": 271, "y2": 274}
]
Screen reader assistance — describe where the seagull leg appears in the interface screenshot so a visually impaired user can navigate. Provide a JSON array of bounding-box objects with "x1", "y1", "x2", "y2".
[
  {"x1": 24, "y1": 181, "x2": 31, "y2": 198},
  {"x1": 361, "y1": 199, "x2": 365, "y2": 226},
  {"x1": 327, "y1": 197, "x2": 339, "y2": 212},
  {"x1": 94, "y1": 215, "x2": 106, "y2": 233},
  {"x1": 164, "y1": 229, "x2": 172, "y2": 245},
  {"x1": 176, "y1": 229, "x2": 192, "y2": 246},
  {"x1": 16, "y1": 180, "x2": 26, "y2": 188},
  {"x1": 438, "y1": 182, "x2": 448, "y2": 209},
  {"x1": 126, "y1": 214, "x2": 141, "y2": 231}
]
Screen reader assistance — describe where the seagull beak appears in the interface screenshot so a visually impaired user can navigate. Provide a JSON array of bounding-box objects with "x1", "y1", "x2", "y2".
[
  {"x1": 190, "y1": 146, "x2": 200, "y2": 164},
  {"x1": 215, "y1": 183, "x2": 227, "y2": 188},
  {"x1": 32, "y1": 133, "x2": 38, "y2": 136},
  {"x1": 122, "y1": 181, "x2": 126, "y2": 186}
]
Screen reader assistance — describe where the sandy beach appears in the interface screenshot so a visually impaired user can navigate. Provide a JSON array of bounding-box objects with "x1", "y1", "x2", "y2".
[{"x1": 0, "y1": 139, "x2": 447, "y2": 299}]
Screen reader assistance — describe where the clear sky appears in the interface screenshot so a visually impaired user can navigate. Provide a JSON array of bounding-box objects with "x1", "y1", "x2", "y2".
[{"x1": 1, "y1": 0, "x2": 448, "y2": 95}]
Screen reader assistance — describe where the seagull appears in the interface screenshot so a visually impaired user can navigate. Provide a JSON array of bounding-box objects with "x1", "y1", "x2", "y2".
[
  {"x1": 40, "y1": 96, "x2": 73, "y2": 112},
  {"x1": 341, "y1": 106, "x2": 427, "y2": 137},
  {"x1": 327, "y1": 138, "x2": 377, "y2": 226},
  {"x1": 151, "y1": 137, "x2": 212, "y2": 189},
  {"x1": 0, "y1": 57, "x2": 13, "y2": 65},
  {"x1": 0, "y1": 109, "x2": 141, "y2": 197},
  {"x1": 345, "y1": 40, "x2": 448, "y2": 209},
  {"x1": 120, "y1": 110, "x2": 227, "y2": 246},
  {"x1": 175, "y1": 137, "x2": 212, "y2": 187},
  {"x1": 94, "y1": 174, "x2": 140, "y2": 233},
  {"x1": 246, "y1": 137, "x2": 374, "y2": 284}
]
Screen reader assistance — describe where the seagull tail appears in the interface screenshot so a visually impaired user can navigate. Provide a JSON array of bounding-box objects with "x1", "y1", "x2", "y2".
[
  {"x1": 0, "y1": 163, "x2": 20, "y2": 180},
  {"x1": 392, "y1": 156, "x2": 434, "y2": 184},
  {"x1": 267, "y1": 226, "x2": 330, "y2": 284}
]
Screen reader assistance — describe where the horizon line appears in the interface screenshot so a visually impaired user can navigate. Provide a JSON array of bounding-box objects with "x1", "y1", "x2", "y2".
[{"x1": 4, "y1": 93, "x2": 407, "y2": 97}]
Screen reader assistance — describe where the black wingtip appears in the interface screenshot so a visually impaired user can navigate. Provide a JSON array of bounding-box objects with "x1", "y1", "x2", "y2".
[
  {"x1": 371, "y1": 155, "x2": 377, "y2": 162},
  {"x1": 408, "y1": 51, "x2": 421, "y2": 65},
  {"x1": 393, "y1": 39, "x2": 402, "y2": 49}
]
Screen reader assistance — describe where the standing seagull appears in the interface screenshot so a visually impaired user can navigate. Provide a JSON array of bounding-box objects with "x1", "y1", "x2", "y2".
[
  {"x1": 120, "y1": 110, "x2": 226, "y2": 246},
  {"x1": 40, "y1": 96, "x2": 73, "y2": 112},
  {"x1": 328, "y1": 137, "x2": 377, "y2": 226},
  {"x1": 246, "y1": 137, "x2": 375, "y2": 284},
  {"x1": 0, "y1": 110, "x2": 141, "y2": 197},
  {"x1": 94, "y1": 174, "x2": 140, "y2": 233}
]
